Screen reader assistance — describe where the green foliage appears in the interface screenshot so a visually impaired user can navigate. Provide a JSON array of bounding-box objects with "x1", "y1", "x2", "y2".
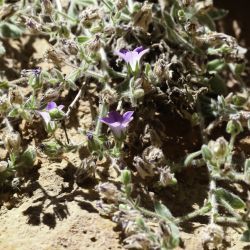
[
  {"x1": 215, "y1": 188, "x2": 245, "y2": 210},
  {"x1": 154, "y1": 201, "x2": 173, "y2": 220},
  {"x1": 0, "y1": 22, "x2": 23, "y2": 39}
]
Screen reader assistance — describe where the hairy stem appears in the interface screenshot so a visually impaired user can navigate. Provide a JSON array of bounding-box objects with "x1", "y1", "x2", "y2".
[
  {"x1": 65, "y1": 82, "x2": 86, "y2": 117},
  {"x1": 95, "y1": 101, "x2": 108, "y2": 136},
  {"x1": 209, "y1": 177, "x2": 218, "y2": 225},
  {"x1": 175, "y1": 203, "x2": 212, "y2": 224}
]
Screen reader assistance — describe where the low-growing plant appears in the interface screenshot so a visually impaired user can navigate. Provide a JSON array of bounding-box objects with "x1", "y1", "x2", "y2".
[{"x1": 0, "y1": 0, "x2": 250, "y2": 248}]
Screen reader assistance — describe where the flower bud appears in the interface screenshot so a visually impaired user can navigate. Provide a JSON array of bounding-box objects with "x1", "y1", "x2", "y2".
[
  {"x1": 80, "y1": 7, "x2": 103, "y2": 27},
  {"x1": 26, "y1": 18, "x2": 42, "y2": 32},
  {"x1": 62, "y1": 39, "x2": 78, "y2": 55},
  {"x1": 19, "y1": 146, "x2": 36, "y2": 167},
  {"x1": 133, "y1": 89, "x2": 145, "y2": 99},
  {"x1": 120, "y1": 169, "x2": 132, "y2": 186},
  {"x1": 88, "y1": 35, "x2": 101, "y2": 52},
  {"x1": 209, "y1": 137, "x2": 228, "y2": 160},
  {"x1": 3, "y1": 131, "x2": 21, "y2": 153},
  {"x1": 39, "y1": 140, "x2": 63, "y2": 158},
  {"x1": 226, "y1": 120, "x2": 243, "y2": 135},
  {"x1": 48, "y1": 108, "x2": 65, "y2": 120},
  {"x1": 86, "y1": 131, "x2": 94, "y2": 141},
  {"x1": 178, "y1": 9, "x2": 186, "y2": 22},
  {"x1": 0, "y1": 161, "x2": 8, "y2": 173}
]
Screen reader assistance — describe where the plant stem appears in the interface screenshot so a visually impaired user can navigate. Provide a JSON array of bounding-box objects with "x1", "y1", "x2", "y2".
[
  {"x1": 8, "y1": 77, "x2": 28, "y2": 87},
  {"x1": 55, "y1": 10, "x2": 77, "y2": 23},
  {"x1": 127, "y1": 198, "x2": 172, "y2": 223},
  {"x1": 95, "y1": 101, "x2": 108, "y2": 136},
  {"x1": 215, "y1": 216, "x2": 245, "y2": 226},
  {"x1": 227, "y1": 133, "x2": 236, "y2": 165},
  {"x1": 209, "y1": 176, "x2": 218, "y2": 225},
  {"x1": 175, "y1": 203, "x2": 212, "y2": 224},
  {"x1": 85, "y1": 70, "x2": 104, "y2": 80},
  {"x1": 65, "y1": 82, "x2": 86, "y2": 117},
  {"x1": 184, "y1": 150, "x2": 202, "y2": 167}
]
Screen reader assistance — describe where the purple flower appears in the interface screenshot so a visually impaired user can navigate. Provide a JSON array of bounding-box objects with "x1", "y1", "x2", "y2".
[
  {"x1": 46, "y1": 101, "x2": 64, "y2": 111},
  {"x1": 115, "y1": 46, "x2": 149, "y2": 72},
  {"x1": 38, "y1": 101, "x2": 64, "y2": 128},
  {"x1": 38, "y1": 110, "x2": 51, "y2": 126},
  {"x1": 100, "y1": 111, "x2": 134, "y2": 139},
  {"x1": 86, "y1": 131, "x2": 94, "y2": 141}
]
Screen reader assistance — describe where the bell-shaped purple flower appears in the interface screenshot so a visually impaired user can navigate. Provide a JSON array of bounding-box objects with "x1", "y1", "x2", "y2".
[
  {"x1": 100, "y1": 111, "x2": 134, "y2": 139},
  {"x1": 115, "y1": 46, "x2": 149, "y2": 72}
]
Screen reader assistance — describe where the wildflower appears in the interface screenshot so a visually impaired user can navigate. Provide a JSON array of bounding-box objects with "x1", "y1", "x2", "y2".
[
  {"x1": 115, "y1": 46, "x2": 149, "y2": 72},
  {"x1": 86, "y1": 131, "x2": 94, "y2": 141},
  {"x1": 208, "y1": 137, "x2": 229, "y2": 164},
  {"x1": 100, "y1": 111, "x2": 133, "y2": 139},
  {"x1": 38, "y1": 101, "x2": 64, "y2": 131}
]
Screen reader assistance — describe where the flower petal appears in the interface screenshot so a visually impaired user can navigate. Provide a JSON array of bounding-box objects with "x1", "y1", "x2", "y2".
[
  {"x1": 46, "y1": 101, "x2": 57, "y2": 111},
  {"x1": 58, "y1": 105, "x2": 64, "y2": 110},
  {"x1": 122, "y1": 111, "x2": 134, "y2": 124},
  {"x1": 38, "y1": 111, "x2": 51, "y2": 125},
  {"x1": 134, "y1": 46, "x2": 144, "y2": 53},
  {"x1": 115, "y1": 50, "x2": 130, "y2": 63},
  {"x1": 108, "y1": 111, "x2": 123, "y2": 123},
  {"x1": 110, "y1": 126, "x2": 124, "y2": 139},
  {"x1": 137, "y1": 48, "x2": 149, "y2": 60},
  {"x1": 100, "y1": 116, "x2": 115, "y2": 125}
]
